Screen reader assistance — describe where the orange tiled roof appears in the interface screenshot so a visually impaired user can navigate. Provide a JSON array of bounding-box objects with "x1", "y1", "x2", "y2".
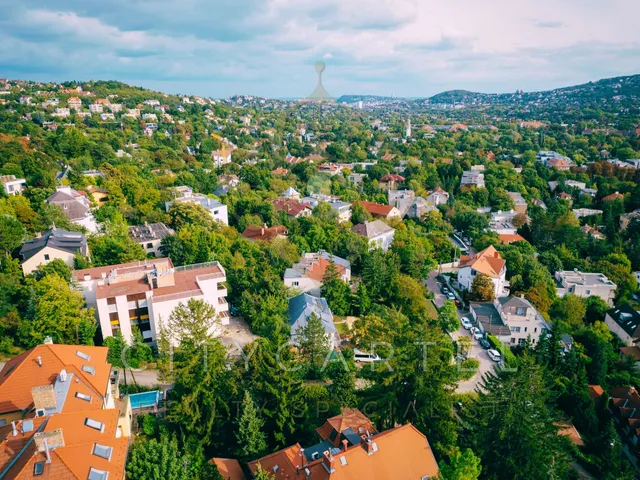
[
  {"x1": 0, "y1": 344, "x2": 111, "y2": 416},
  {"x1": 270, "y1": 198, "x2": 312, "y2": 217},
  {"x1": 379, "y1": 174, "x2": 405, "y2": 182},
  {"x1": 458, "y1": 245, "x2": 505, "y2": 278},
  {"x1": 210, "y1": 458, "x2": 246, "y2": 480},
  {"x1": 588, "y1": 385, "x2": 604, "y2": 400},
  {"x1": 242, "y1": 225, "x2": 288, "y2": 242},
  {"x1": 316, "y1": 409, "x2": 376, "y2": 447},
  {"x1": 548, "y1": 158, "x2": 570, "y2": 168},
  {"x1": 602, "y1": 191, "x2": 624, "y2": 201},
  {"x1": 248, "y1": 423, "x2": 439, "y2": 480},
  {"x1": 354, "y1": 201, "x2": 396, "y2": 218},
  {"x1": 498, "y1": 234, "x2": 527, "y2": 244}
]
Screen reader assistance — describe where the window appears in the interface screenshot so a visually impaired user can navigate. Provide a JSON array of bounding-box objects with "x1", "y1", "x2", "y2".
[
  {"x1": 0, "y1": 419, "x2": 6, "y2": 427},
  {"x1": 585, "y1": 290, "x2": 591, "y2": 295},
  {"x1": 36, "y1": 409, "x2": 45, "y2": 417},
  {"x1": 146, "y1": 243, "x2": 153, "y2": 249},
  {"x1": 76, "y1": 392, "x2": 91, "y2": 402},
  {"x1": 214, "y1": 210, "x2": 219, "y2": 215},
  {"x1": 106, "y1": 298, "x2": 116, "y2": 306},
  {"x1": 515, "y1": 307, "x2": 526, "y2": 316},
  {"x1": 44, "y1": 254, "x2": 50, "y2": 261},
  {"x1": 93, "y1": 443, "x2": 113, "y2": 461},
  {"x1": 34, "y1": 461, "x2": 44, "y2": 476},
  {"x1": 84, "y1": 418, "x2": 105, "y2": 432},
  {"x1": 534, "y1": 328, "x2": 537, "y2": 333},
  {"x1": 524, "y1": 327, "x2": 528, "y2": 333},
  {"x1": 88, "y1": 468, "x2": 109, "y2": 480},
  {"x1": 292, "y1": 281, "x2": 299, "y2": 287},
  {"x1": 82, "y1": 365, "x2": 96, "y2": 375},
  {"x1": 76, "y1": 350, "x2": 91, "y2": 361}
]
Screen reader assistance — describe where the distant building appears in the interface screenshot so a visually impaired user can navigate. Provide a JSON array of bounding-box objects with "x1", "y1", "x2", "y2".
[
  {"x1": 242, "y1": 224, "x2": 288, "y2": 242},
  {"x1": 348, "y1": 172, "x2": 367, "y2": 186},
  {"x1": 212, "y1": 150, "x2": 232, "y2": 168},
  {"x1": 288, "y1": 293, "x2": 339, "y2": 349},
  {"x1": 507, "y1": 191, "x2": 527, "y2": 215},
  {"x1": 20, "y1": 228, "x2": 89, "y2": 276},
  {"x1": 284, "y1": 251, "x2": 351, "y2": 296},
  {"x1": 426, "y1": 187, "x2": 449, "y2": 206},
  {"x1": 555, "y1": 270, "x2": 617, "y2": 305},
  {"x1": 351, "y1": 220, "x2": 395, "y2": 252},
  {"x1": 355, "y1": 201, "x2": 401, "y2": 220},
  {"x1": 165, "y1": 186, "x2": 228, "y2": 225},
  {"x1": 128, "y1": 222, "x2": 175, "y2": 257},
  {"x1": 458, "y1": 245, "x2": 508, "y2": 298},
  {"x1": 46, "y1": 186, "x2": 98, "y2": 232},
  {"x1": 270, "y1": 198, "x2": 313, "y2": 219},
  {"x1": 572, "y1": 208, "x2": 603, "y2": 219},
  {"x1": 281, "y1": 186, "x2": 302, "y2": 201},
  {"x1": 460, "y1": 170, "x2": 485, "y2": 189},
  {"x1": 620, "y1": 210, "x2": 640, "y2": 230},
  {"x1": 605, "y1": 304, "x2": 640, "y2": 347},
  {"x1": 0, "y1": 174, "x2": 26, "y2": 195},
  {"x1": 76, "y1": 258, "x2": 228, "y2": 344},
  {"x1": 378, "y1": 174, "x2": 405, "y2": 190}
]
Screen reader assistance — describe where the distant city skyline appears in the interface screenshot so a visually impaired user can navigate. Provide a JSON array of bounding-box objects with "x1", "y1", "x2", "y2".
[{"x1": 1, "y1": 1, "x2": 639, "y2": 98}]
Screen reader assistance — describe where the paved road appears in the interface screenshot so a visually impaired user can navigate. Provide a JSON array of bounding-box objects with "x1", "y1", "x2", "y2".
[{"x1": 425, "y1": 270, "x2": 496, "y2": 393}]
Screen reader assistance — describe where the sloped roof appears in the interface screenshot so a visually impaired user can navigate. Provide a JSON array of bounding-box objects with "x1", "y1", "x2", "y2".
[
  {"x1": 316, "y1": 409, "x2": 377, "y2": 447},
  {"x1": 288, "y1": 293, "x2": 335, "y2": 337},
  {"x1": 458, "y1": 245, "x2": 505, "y2": 278},
  {"x1": 606, "y1": 304, "x2": 640, "y2": 339},
  {"x1": 270, "y1": 198, "x2": 312, "y2": 217},
  {"x1": 210, "y1": 458, "x2": 246, "y2": 480},
  {"x1": 20, "y1": 229, "x2": 88, "y2": 261},
  {"x1": 242, "y1": 225, "x2": 288, "y2": 242},
  {"x1": 0, "y1": 344, "x2": 111, "y2": 415},
  {"x1": 602, "y1": 191, "x2": 624, "y2": 201},
  {"x1": 351, "y1": 220, "x2": 394, "y2": 239},
  {"x1": 354, "y1": 201, "x2": 396, "y2": 217},
  {"x1": 379, "y1": 174, "x2": 405, "y2": 182},
  {"x1": 498, "y1": 234, "x2": 527, "y2": 244}
]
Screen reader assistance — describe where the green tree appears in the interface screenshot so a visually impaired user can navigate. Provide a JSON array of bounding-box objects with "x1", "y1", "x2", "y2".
[
  {"x1": 167, "y1": 299, "x2": 221, "y2": 346},
  {"x1": 351, "y1": 201, "x2": 372, "y2": 225},
  {"x1": 465, "y1": 356, "x2": 570, "y2": 480},
  {"x1": 28, "y1": 258, "x2": 72, "y2": 282},
  {"x1": 167, "y1": 202, "x2": 214, "y2": 231},
  {"x1": 235, "y1": 391, "x2": 267, "y2": 460},
  {"x1": 0, "y1": 214, "x2": 26, "y2": 257},
  {"x1": 297, "y1": 313, "x2": 331, "y2": 376},
  {"x1": 439, "y1": 447, "x2": 482, "y2": 480},
  {"x1": 470, "y1": 274, "x2": 495, "y2": 302},
  {"x1": 252, "y1": 466, "x2": 275, "y2": 480},
  {"x1": 549, "y1": 294, "x2": 586, "y2": 330},
  {"x1": 438, "y1": 300, "x2": 459, "y2": 332},
  {"x1": 321, "y1": 261, "x2": 351, "y2": 316},
  {"x1": 354, "y1": 281, "x2": 371, "y2": 315}
]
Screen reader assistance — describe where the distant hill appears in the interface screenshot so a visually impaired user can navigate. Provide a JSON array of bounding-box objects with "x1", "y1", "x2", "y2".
[{"x1": 426, "y1": 74, "x2": 640, "y2": 108}]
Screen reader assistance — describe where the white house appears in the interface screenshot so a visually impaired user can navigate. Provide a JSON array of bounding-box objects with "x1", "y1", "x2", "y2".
[
  {"x1": 461, "y1": 170, "x2": 485, "y2": 189},
  {"x1": 351, "y1": 220, "x2": 396, "y2": 252},
  {"x1": 1, "y1": 175, "x2": 26, "y2": 196},
  {"x1": 284, "y1": 252, "x2": 351, "y2": 296},
  {"x1": 128, "y1": 222, "x2": 175, "y2": 257},
  {"x1": 52, "y1": 108, "x2": 70, "y2": 118},
  {"x1": 426, "y1": 187, "x2": 449, "y2": 205},
  {"x1": 89, "y1": 103, "x2": 103, "y2": 113},
  {"x1": 45, "y1": 186, "x2": 99, "y2": 232},
  {"x1": 165, "y1": 186, "x2": 229, "y2": 225},
  {"x1": 458, "y1": 245, "x2": 507, "y2": 298},
  {"x1": 555, "y1": 270, "x2": 617, "y2": 306},
  {"x1": 75, "y1": 258, "x2": 229, "y2": 344},
  {"x1": 604, "y1": 304, "x2": 640, "y2": 347},
  {"x1": 212, "y1": 150, "x2": 232, "y2": 168},
  {"x1": 19, "y1": 228, "x2": 89, "y2": 275}
]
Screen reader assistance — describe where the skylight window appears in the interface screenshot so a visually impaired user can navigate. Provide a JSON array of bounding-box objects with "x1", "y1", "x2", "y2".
[
  {"x1": 76, "y1": 392, "x2": 92, "y2": 402},
  {"x1": 76, "y1": 350, "x2": 91, "y2": 361},
  {"x1": 339, "y1": 456, "x2": 347, "y2": 466},
  {"x1": 82, "y1": 365, "x2": 96, "y2": 375},
  {"x1": 93, "y1": 443, "x2": 113, "y2": 461},
  {"x1": 88, "y1": 467, "x2": 109, "y2": 480},
  {"x1": 85, "y1": 418, "x2": 105, "y2": 432},
  {"x1": 34, "y1": 461, "x2": 44, "y2": 476}
]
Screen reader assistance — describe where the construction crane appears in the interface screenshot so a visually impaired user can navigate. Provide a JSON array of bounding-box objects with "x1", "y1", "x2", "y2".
[{"x1": 210, "y1": 132, "x2": 231, "y2": 167}]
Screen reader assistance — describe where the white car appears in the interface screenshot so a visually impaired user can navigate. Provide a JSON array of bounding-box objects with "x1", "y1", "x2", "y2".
[
  {"x1": 353, "y1": 349, "x2": 382, "y2": 363},
  {"x1": 487, "y1": 349, "x2": 502, "y2": 362},
  {"x1": 473, "y1": 330, "x2": 484, "y2": 341},
  {"x1": 446, "y1": 292, "x2": 456, "y2": 300},
  {"x1": 461, "y1": 318, "x2": 473, "y2": 330}
]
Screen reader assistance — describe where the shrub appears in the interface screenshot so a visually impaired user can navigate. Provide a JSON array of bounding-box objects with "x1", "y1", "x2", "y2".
[
  {"x1": 458, "y1": 358, "x2": 480, "y2": 380},
  {"x1": 487, "y1": 335, "x2": 517, "y2": 365}
]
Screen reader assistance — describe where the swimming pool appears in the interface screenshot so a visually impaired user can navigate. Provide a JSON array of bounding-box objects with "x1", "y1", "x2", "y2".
[{"x1": 129, "y1": 390, "x2": 162, "y2": 409}]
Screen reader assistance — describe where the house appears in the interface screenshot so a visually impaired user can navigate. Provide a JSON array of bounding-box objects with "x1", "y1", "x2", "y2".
[
  {"x1": 460, "y1": 170, "x2": 485, "y2": 189},
  {"x1": 281, "y1": 186, "x2": 302, "y2": 201},
  {"x1": 581, "y1": 224, "x2": 605, "y2": 240},
  {"x1": 76, "y1": 258, "x2": 229, "y2": 344},
  {"x1": 288, "y1": 293, "x2": 339, "y2": 349},
  {"x1": 351, "y1": 220, "x2": 395, "y2": 252},
  {"x1": 67, "y1": 97, "x2": 82, "y2": 110},
  {"x1": 355, "y1": 201, "x2": 401, "y2": 220},
  {"x1": 100, "y1": 113, "x2": 115, "y2": 121},
  {"x1": 212, "y1": 150, "x2": 232, "y2": 168},
  {"x1": 108, "y1": 103, "x2": 122, "y2": 113},
  {"x1": 602, "y1": 191, "x2": 625, "y2": 202},
  {"x1": 0, "y1": 340, "x2": 130, "y2": 480},
  {"x1": 86, "y1": 186, "x2": 109, "y2": 205},
  {"x1": 388, "y1": 190, "x2": 437, "y2": 219},
  {"x1": 620, "y1": 210, "x2": 640, "y2": 230},
  {"x1": 426, "y1": 187, "x2": 449, "y2": 206},
  {"x1": 248, "y1": 409, "x2": 439, "y2": 480},
  {"x1": 470, "y1": 302, "x2": 511, "y2": 342},
  {"x1": 608, "y1": 386, "x2": 640, "y2": 454},
  {"x1": 604, "y1": 304, "x2": 640, "y2": 347},
  {"x1": 89, "y1": 103, "x2": 103, "y2": 113},
  {"x1": 242, "y1": 224, "x2": 288, "y2": 242},
  {"x1": 0, "y1": 174, "x2": 26, "y2": 195},
  {"x1": 165, "y1": 186, "x2": 228, "y2": 225},
  {"x1": 378, "y1": 174, "x2": 405, "y2": 190},
  {"x1": 489, "y1": 221, "x2": 517, "y2": 235},
  {"x1": 572, "y1": 208, "x2": 603, "y2": 219},
  {"x1": 128, "y1": 222, "x2": 175, "y2": 257},
  {"x1": 507, "y1": 191, "x2": 527, "y2": 215},
  {"x1": 20, "y1": 229, "x2": 89, "y2": 275},
  {"x1": 547, "y1": 158, "x2": 572, "y2": 171},
  {"x1": 317, "y1": 163, "x2": 344, "y2": 176},
  {"x1": 555, "y1": 270, "x2": 617, "y2": 305},
  {"x1": 270, "y1": 198, "x2": 313, "y2": 218},
  {"x1": 498, "y1": 233, "x2": 527, "y2": 244},
  {"x1": 46, "y1": 186, "x2": 98, "y2": 232},
  {"x1": 532, "y1": 198, "x2": 547, "y2": 210},
  {"x1": 329, "y1": 200, "x2": 353, "y2": 223},
  {"x1": 272, "y1": 167, "x2": 289, "y2": 176},
  {"x1": 458, "y1": 246, "x2": 508, "y2": 298},
  {"x1": 557, "y1": 192, "x2": 573, "y2": 203},
  {"x1": 496, "y1": 295, "x2": 548, "y2": 345},
  {"x1": 284, "y1": 252, "x2": 351, "y2": 296},
  {"x1": 348, "y1": 173, "x2": 367, "y2": 186},
  {"x1": 52, "y1": 107, "x2": 70, "y2": 118}
]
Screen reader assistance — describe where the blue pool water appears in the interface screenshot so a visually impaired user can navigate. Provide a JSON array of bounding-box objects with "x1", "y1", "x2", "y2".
[{"x1": 129, "y1": 390, "x2": 161, "y2": 409}]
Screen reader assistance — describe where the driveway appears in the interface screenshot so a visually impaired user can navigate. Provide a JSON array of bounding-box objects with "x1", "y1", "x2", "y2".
[{"x1": 425, "y1": 271, "x2": 496, "y2": 393}]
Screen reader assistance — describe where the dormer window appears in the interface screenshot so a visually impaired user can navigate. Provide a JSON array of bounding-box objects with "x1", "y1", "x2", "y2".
[
  {"x1": 82, "y1": 365, "x2": 95, "y2": 375},
  {"x1": 93, "y1": 443, "x2": 113, "y2": 461},
  {"x1": 85, "y1": 418, "x2": 105, "y2": 432}
]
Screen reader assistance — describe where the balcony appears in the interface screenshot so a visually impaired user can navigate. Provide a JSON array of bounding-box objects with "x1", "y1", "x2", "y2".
[
  {"x1": 218, "y1": 297, "x2": 228, "y2": 305},
  {"x1": 108, "y1": 304, "x2": 118, "y2": 314}
]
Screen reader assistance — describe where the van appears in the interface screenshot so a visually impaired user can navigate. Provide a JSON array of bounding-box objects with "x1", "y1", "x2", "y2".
[{"x1": 353, "y1": 349, "x2": 382, "y2": 363}]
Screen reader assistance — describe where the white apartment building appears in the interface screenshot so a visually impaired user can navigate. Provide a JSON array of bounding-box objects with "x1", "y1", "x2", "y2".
[
  {"x1": 89, "y1": 103, "x2": 103, "y2": 113},
  {"x1": 1, "y1": 174, "x2": 26, "y2": 195},
  {"x1": 284, "y1": 251, "x2": 351, "y2": 296},
  {"x1": 52, "y1": 107, "x2": 70, "y2": 118},
  {"x1": 165, "y1": 186, "x2": 229, "y2": 225},
  {"x1": 555, "y1": 270, "x2": 617, "y2": 305},
  {"x1": 212, "y1": 150, "x2": 232, "y2": 168},
  {"x1": 75, "y1": 258, "x2": 229, "y2": 344}
]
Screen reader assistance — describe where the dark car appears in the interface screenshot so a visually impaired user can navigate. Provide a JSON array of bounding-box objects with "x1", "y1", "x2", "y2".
[{"x1": 478, "y1": 338, "x2": 491, "y2": 350}]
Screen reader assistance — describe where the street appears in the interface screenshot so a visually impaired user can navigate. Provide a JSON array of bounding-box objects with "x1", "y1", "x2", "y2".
[{"x1": 426, "y1": 270, "x2": 496, "y2": 393}]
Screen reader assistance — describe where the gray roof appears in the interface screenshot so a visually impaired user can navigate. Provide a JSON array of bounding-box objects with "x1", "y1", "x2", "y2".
[
  {"x1": 20, "y1": 228, "x2": 88, "y2": 261},
  {"x1": 46, "y1": 189, "x2": 89, "y2": 221},
  {"x1": 498, "y1": 295, "x2": 532, "y2": 310},
  {"x1": 128, "y1": 223, "x2": 175, "y2": 243},
  {"x1": 213, "y1": 184, "x2": 232, "y2": 196},
  {"x1": 288, "y1": 293, "x2": 336, "y2": 338},
  {"x1": 471, "y1": 302, "x2": 511, "y2": 336},
  {"x1": 607, "y1": 304, "x2": 640, "y2": 338},
  {"x1": 351, "y1": 220, "x2": 394, "y2": 238}
]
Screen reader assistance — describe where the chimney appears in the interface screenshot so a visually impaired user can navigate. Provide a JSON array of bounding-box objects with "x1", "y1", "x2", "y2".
[
  {"x1": 37, "y1": 356, "x2": 42, "y2": 367},
  {"x1": 322, "y1": 450, "x2": 335, "y2": 473},
  {"x1": 363, "y1": 437, "x2": 374, "y2": 454},
  {"x1": 44, "y1": 439, "x2": 51, "y2": 464},
  {"x1": 11, "y1": 421, "x2": 17, "y2": 437},
  {"x1": 342, "y1": 439, "x2": 349, "y2": 452}
]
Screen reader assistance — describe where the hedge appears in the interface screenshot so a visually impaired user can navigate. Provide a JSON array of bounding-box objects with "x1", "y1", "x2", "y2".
[{"x1": 487, "y1": 334, "x2": 517, "y2": 365}]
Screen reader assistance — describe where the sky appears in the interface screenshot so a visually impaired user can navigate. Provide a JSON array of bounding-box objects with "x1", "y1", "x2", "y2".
[{"x1": 1, "y1": 0, "x2": 640, "y2": 99}]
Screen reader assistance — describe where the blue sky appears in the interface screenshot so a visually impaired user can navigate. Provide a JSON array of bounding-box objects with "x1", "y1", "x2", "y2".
[{"x1": 1, "y1": 0, "x2": 639, "y2": 98}]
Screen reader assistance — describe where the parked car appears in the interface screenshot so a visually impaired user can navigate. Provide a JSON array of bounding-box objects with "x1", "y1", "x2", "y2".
[
  {"x1": 455, "y1": 299, "x2": 462, "y2": 308},
  {"x1": 447, "y1": 292, "x2": 456, "y2": 301},
  {"x1": 478, "y1": 338, "x2": 491, "y2": 349},
  {"x1": 487, "y1": 349, "x2": 502, "y2": 362},
  {"x1": 473, "y1": 330, "x2": 484, "y2": 341},
  {"x1": 441, "y1": 286, "x2": 450, "y2": 294},
  {"x1": 353, "y1": 349, "x2": 382, "y2": 363},
  {"x1": 461, "y1": 318, "x2": 473, "y2": 330}
]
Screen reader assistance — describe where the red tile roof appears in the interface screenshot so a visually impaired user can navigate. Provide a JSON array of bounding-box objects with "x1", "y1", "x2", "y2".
[
  {"x1": 210, "y1": 458, "x2": 246, "y2": 480},
  {"x1": 242, "y1": 225, "x2": 288, "y2": 242},
  {"x1": 588, "y1": 385, "x2": 604, "y2": 400},
  {"x1": 498, "y1": 234, "x2": 527, "y2": 244},
  {"x1": 458, "y1": 245, "x2": 505, "y2": 278},
  {"x1": 354, "y1": 201, "x2": 397, "y2": 218},
  {"x1": 315, "y1": 409, "x2": 376, "y2": 447},
  {"x1": 270, "y1": 198, "x2": 312, "y2": 217},
  {"x1": 548, "y1": 158, "x2": 570, "y2": 168},
  {"x1": 379, "y1": 174, "x2": 405, "y2": 182},
  {"x1": 602, "y1": 191, "x2": 624, "y2": 201}
]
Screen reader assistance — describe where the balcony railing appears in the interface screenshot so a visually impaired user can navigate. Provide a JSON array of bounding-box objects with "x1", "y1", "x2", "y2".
[
  {"x1": 153, "y1": 288, "x2": 204, "y2": 303},
  {"x1": 174, "y1": 261, "x2": 224, "y2": 276}
]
